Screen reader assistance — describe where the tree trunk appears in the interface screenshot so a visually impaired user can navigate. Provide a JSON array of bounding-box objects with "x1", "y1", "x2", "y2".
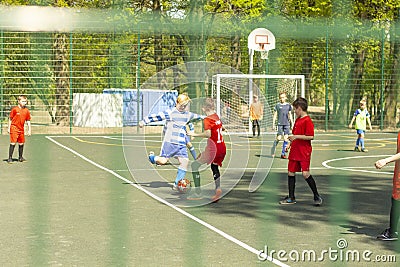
[
  {"x1": 349, "y1": 47, "x2": 366, "y2": 115},
  {"x1": 385, "y1": 26, "x2": 400, "y2": 127},
  {"x1": 53, "y1": 33, "x2": 70, "y2": 126},
  {"x1": 231, "y1": 34, "x2": 241, "y2": 71}
]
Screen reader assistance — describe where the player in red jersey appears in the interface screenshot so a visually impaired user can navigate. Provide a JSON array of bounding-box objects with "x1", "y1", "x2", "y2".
[
  {"x1": 279, "y1": 97, "x2": 322, "y2": 206},
  {"x1": 7, "y1": 95, "x2": 31, "y2": 163},
  {"x1": 188, "y1": 98, "x2": 226, "y2": 202},
  {"x1": 374, "y1": 132, "x2": 400, "y2": 241}
]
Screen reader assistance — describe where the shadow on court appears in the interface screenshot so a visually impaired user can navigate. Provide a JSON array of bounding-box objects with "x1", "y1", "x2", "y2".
[
  {"x1": 2, "y1": 133, "x2": 399, "y2": 266},
  {"x1": 193, "y1": 168, "x2": 400, "y2": 256}
]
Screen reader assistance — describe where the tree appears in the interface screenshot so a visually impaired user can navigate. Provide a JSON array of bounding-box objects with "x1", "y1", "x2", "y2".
[
  {"x1": 52, "y1": 33, "x2": 70, "y2": 126},
  {"x1": 385, "y1": 16, "x2": 400, "y2": 128},
  {"x1": 352, "y1": 0, "x2": 400, "y2": 127}
]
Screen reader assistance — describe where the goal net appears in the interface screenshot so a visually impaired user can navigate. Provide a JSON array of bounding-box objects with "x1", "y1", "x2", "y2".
[{"x1": 211, "y1": 74, "x2": 305, "y2": 134}]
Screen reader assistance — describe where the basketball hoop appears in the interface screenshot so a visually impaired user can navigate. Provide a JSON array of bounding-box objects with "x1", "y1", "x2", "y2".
[{"x1": 254, "y1": 33, "x2": 272, "y2": 60}]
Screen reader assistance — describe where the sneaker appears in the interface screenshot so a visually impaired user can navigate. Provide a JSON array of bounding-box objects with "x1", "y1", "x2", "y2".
[
  {"x1": 148, "y1": 151, "x2": 156, "y2": 164},
  {"x1": 377, "y1": 228, "x2": 398, "y2": 241},
  {"x1": 7, "y1": 158, "x2": 13, "y2": 164},
  {"x1": 279, "y1": 196, "x2": 296, "y2": 205},
  {"x1": 354, "y1": 147, "x2": 360, "y2": 152},
  {"x1": 314, "y1": 195, "x2": 323, "y2": 206},
  {"x1": 18, "y1": 157, "x2": 27, "y2": 162},
  {"x1": 280, "y1": 154, "x2": 287, "y2": 159},
  {"x1": 361, "y1": 148, "x2": 368, "y2": 152},
  {"x1": 211, "y1": 188, "x2": 222, "y2": 202}
]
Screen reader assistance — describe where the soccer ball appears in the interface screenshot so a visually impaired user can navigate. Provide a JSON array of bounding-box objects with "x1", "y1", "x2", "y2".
[{"x1": 177, "y1": 178, "x2": 191, "y2": 193}]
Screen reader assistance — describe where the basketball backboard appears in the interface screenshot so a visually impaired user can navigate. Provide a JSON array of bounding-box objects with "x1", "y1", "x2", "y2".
[{"x1": 248, "y1": 28, "x2": 275, "y2": 52}]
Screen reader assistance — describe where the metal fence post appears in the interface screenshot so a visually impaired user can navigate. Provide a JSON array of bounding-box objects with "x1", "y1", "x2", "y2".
[
  {"x1": 0, "y1": 30, "x2": 3, "y2": 135},
  {"x1": 380, "y1": 28, "x2": 385, "y2": 130},
  {"x1": 69, "y1": 32, "x2": 73, "y2": 134},
  {"x1": 325, "y1": 27, "x2": 329, "y2": 131},
  {"x1": 136, "y1": 30, "x2": 141, "y2": 133}
]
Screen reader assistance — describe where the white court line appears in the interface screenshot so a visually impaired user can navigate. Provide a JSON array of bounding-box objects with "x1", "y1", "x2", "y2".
[
  {"x1": 45, "y1": 136, "x2": 289, "y2": 267},
  {"x1": 322, "y1": 155, "x2": 394, "y2": 175},
  {"x1": 111, "y1": 166, "x2": 331, "y2": 172}
]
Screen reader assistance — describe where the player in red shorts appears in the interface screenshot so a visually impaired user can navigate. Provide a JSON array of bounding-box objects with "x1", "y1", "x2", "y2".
[
  {"x1": 188, "y1": 98, "x2": 226, "y2": 202},
  {"x1": 374, "y1": 132, "x2": 400, "y2": 241},
  {"x1": 279, "y1": 97, "x2": 322, "y2": 206},
  {"x1": 7, "y1": 95, "x2": 31, "y2": 163}
]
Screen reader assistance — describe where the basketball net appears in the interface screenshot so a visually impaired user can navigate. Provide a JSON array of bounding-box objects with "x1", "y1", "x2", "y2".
[
  {"x1": 258, "y1": 43, "x2": 269, "y2": 59},
  {"x1": 260, "y1": 50, "x2": 269, "y2": 60}
]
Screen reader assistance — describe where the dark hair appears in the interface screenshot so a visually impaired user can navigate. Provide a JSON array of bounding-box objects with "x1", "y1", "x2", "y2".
[{"x1": 292, "y1": 97, "x2": 308, "y2": 112}]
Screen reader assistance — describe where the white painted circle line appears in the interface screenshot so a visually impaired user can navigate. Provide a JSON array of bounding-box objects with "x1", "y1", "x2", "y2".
[{"x1": 322, "y1": 155, "x2": 393, "y2": 175}]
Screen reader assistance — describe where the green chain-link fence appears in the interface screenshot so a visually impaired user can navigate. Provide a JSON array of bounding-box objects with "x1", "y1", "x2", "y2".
[{"x1": 0, "y1": 24, "x2": 399, "y2": 134}]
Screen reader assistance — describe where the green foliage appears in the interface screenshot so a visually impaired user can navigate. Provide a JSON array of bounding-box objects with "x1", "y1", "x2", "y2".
[
  {"x1": 353, "y1": 0, "x2": 400, "y2": 22},
  {"x1": 0, "y1": 0, "x2": 400, "y2": 127}
]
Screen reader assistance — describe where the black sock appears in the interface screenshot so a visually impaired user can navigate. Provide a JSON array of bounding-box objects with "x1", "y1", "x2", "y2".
[
  {"x1": 389, "y1": 198, "x2": 400, "y2": 234},
  {"x1": 305, "y1": 175, "x2": 320, "y2": 199},
  {"x1": 288, "y1": 175, "x2": 296, "y2": 199},
  {"x1": 9, "y1": 144, "x2": 15, "y2": 159},
  {"x1": 18, "y1": 144, "x2": 24, "y2": 159},
  {"x1": 211, "y1": 164, "x2": 220, "y2": 189}
]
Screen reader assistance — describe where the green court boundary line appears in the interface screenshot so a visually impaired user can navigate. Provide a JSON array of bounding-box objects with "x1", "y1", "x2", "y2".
[{"x1": 45, "y1": 135, "x2": 289, "y2": 267}]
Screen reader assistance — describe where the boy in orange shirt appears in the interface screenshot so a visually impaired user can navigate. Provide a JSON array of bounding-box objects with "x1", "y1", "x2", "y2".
[
  {"x1": 7, "y1": 95, "x2": 31, "y2": 163},
  {"x1": 249, "y1": 95, "x2": 263, "y2": 137}
]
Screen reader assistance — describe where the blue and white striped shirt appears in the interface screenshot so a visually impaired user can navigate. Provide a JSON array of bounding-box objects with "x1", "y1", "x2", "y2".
[{"x1": 142, "y1": 108, "x2": 203, "y2": 146}]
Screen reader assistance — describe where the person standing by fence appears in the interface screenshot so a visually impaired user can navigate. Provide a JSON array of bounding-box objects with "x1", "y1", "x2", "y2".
[
  {"x1": 249, "y1": 95, "x2": 263, "y2": 138},
  {"x1": 7, "y1": 95, "x2": 31, "y2": 163}
]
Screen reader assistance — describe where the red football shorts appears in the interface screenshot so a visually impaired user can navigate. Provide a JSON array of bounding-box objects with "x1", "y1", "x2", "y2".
[
  {"x1": 197, "y1": 140, "x2": 226, "y2": 167},
  {"x1": 10, "y1": 132, "x2": 25, "y2": 144},
  {"x1": 288, "y1": 159, "x2": 310, "y2": 173},
  {"x1": 10, "y1": 131, "x2": 25, "y2": 144}
]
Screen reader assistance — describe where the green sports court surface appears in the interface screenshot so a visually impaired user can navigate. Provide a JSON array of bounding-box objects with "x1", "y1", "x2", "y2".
[{"x1": 0, "y1": 131, "x2": 399, "y2": 266}]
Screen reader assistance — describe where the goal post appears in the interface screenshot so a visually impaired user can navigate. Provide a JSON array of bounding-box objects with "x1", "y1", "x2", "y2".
[{"x1": 211, "y1": 74, "x2": 305, "y2": 134}]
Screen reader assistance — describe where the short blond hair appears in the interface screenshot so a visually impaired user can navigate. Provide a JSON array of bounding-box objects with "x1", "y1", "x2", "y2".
[{"x1": 176, "y1": 93, "x2": 191, "y2": 106}]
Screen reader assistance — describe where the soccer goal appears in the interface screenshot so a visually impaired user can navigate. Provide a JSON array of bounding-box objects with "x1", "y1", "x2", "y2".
[{"x1": 211, "y1": 74, "x2": 305, "y2": 134}]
